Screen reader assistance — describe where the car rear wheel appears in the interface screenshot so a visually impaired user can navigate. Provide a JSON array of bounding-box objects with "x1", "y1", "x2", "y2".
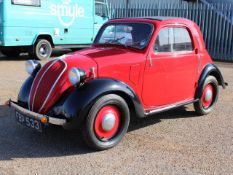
[
  {"x1": 194, "y1": 76, "x2": 219, "y2": 115},
  {"x1": 33, "y1": 39, "x2": 52, "y2": 60},
  {"x1": 83, "y1": 94, "x2": 130, "y2": 150}
]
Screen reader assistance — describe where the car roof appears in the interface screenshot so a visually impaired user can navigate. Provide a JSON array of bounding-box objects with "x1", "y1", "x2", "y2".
[
  {"x1": 112, "y1": 16, "x2": 174, "y2": 21},
  {"x1": 109, "y1": 17, "x2": 195, "y2": 26}
]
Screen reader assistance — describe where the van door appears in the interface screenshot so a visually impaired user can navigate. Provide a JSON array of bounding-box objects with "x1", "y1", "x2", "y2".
[
  {"x1": 0, "y1": 0, "x2": 3, "y2": 46},
  {"x1": 59, "y1": 0, "x2": 94, "y2": 45},
  {"x1": 94, "y1": 0, "x2": 108, "y2": 37}
]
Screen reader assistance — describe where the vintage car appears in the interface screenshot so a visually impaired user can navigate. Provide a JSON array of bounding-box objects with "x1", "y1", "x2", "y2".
[{"x1": 7, "y1": 17, "x2": 227, "y2": 150}]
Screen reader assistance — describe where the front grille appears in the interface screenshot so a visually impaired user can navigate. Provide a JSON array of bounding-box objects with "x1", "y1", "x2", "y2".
[{"x1": 29, "y1": 59, "x2": 66, "y2": 113}]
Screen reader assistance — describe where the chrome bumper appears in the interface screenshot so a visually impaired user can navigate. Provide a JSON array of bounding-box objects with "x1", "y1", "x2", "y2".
[{"x1": 9, "y1": 100, "x2": 67, "y2": 126}]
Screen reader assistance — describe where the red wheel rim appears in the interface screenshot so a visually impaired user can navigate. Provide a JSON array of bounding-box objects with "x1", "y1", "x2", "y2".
[
  {"x1": 202, "y1": 84, "x2": 214, "y2": 108},
  {"x1": 94, "y1": 105, "x2": 120, "y2": 139}
]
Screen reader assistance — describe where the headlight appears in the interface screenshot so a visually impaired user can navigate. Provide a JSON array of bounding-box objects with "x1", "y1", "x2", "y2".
[
  {"x1": 68, "y1": 67, "x2": 86, "y2": 85},
  {"x1": 25, "y1": 60, "x2": 41, "y2": 75}
]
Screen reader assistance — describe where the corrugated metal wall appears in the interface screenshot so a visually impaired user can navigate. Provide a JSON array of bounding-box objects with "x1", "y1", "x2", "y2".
[
  {"x1": 206, "y1": 0, "x2": 233, "y2": 3},
  {"x1": 108, "y1": 0, "x2": 182, "y2": 7}
]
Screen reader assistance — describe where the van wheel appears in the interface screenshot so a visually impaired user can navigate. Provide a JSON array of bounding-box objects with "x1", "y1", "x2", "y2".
[
  {"x1": 194, "y1": 76, "x2": 219, "y2": 115},
  {"x1": 34, "y1": 39, "x2": 52, "y2": 60},
  {"x1": 83, "y1": 94, "x2": 130, "y2": 150},
  {"x1": 1, "y1": 49, "x2": 20, "y2": 57}
]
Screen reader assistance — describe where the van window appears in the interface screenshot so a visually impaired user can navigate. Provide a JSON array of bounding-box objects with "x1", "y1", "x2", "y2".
[
  {"x1": 95, "y1": 0, "x2": 108, "y2": 18},
  {"x1": 12, "y1": 0, "x2": 41, "y2": 6}
]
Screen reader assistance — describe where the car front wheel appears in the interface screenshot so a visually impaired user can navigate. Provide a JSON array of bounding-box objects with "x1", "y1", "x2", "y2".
[
  {"x1": 194, "y1": 76, "x2": 219, "y2": 115},
  {"x1": 83, "y1": 94, "x2": 130, "y2": 150}
]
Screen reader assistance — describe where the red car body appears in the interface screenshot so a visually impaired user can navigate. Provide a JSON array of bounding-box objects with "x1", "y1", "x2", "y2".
[{"x1": 8, "y1": 17, "x2": 226, "y2": 150}]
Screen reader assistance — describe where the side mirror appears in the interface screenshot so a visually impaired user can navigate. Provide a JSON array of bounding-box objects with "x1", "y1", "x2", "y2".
[{"x1": 195, "y1": 48, "x2": 199, "y2": 54}]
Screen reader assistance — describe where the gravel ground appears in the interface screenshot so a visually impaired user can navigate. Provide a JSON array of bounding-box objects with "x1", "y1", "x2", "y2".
[{"x1": 0, "y1": 54, "x2": 232, "y2": 175}]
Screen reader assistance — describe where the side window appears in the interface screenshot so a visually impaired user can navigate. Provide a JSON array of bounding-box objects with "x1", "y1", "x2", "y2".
[
  {"x1": 95, "y1": 0, "x2": 108, "y2": 18},
  {"x1": 12, "y1": 0, "x2": 41, "y2": 6},
  {"x1": 173, "y1": 28, "x2": 193, "y2": 51},
  {"x1": 154, "y1": 27, "x2": 193, "y2": 53},
  {"x1": 154, "y1": 28, "x2": 172, "y2": 52}
]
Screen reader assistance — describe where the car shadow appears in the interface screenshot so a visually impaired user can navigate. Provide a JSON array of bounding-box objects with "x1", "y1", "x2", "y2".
[
  {"x1": 0, "y1": 105, "x2": 92, "y2": 161},
  {"x1": 128, "y1": 106, "x2": 198, "y2": 132},
  {"x1": 0, "y1": 54, "x2": 30, "y2": 61},
  {"x1": 0, "y1": 105, "x2": 199, "y2": 160}
]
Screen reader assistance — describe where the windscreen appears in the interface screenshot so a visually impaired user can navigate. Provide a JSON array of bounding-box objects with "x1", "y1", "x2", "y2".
[{"x1": 95, "y1": 23, "x2": 153, "y2": 50}]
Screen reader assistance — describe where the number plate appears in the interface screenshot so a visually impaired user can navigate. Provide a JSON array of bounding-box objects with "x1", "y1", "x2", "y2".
[{"x1": 15, "y1": 110, "x2": 42, "y2": 132}]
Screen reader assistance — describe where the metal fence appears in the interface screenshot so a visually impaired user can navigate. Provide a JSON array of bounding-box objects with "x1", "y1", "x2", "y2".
[{"x1": 108, "y1": 2, "x2": 233, "y2": 61}]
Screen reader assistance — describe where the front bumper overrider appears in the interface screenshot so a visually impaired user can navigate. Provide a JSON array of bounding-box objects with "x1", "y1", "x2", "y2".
[{"x1": 8, "y1": 100, "x2": 67, "y2": 126}]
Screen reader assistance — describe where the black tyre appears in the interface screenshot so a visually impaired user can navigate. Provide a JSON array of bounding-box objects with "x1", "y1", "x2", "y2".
[
  {"x1": 194, "y1": 76, "x2": 219, "y2": 115},
  {"x1": 33, "y1": 39, "x2": 52, "y2": 60},
  {"x1": 83, "y1": 94, "x2": 130, "y2": 150},
  {"x1": 1, "y1": 49, "x2": 20, "y2": 57}
]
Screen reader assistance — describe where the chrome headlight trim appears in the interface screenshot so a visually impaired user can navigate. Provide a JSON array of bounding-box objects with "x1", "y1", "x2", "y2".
[
  {"x1": 26, "y1": 60, "x2": 40, "y2": 75},
  {"x1": 68, "y1": 68, "x2": 81, "y2": 85}
]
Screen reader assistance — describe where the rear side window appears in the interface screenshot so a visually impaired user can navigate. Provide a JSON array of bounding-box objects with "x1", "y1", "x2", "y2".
[
  {"x1": 12, "y1": 0, "x2": 41, "y2": 6},
  {"x1": 173, "y1": 28, "x2": 193, "y2": 51},
  {"x1": 154, "y1": 27, "x2": 193, "y2": 53}
]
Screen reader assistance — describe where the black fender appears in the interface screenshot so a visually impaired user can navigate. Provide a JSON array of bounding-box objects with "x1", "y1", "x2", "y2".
[
  {"x1": 60, "y1": 78, "x2": 145, "y2": 129},
  {"x1": 17, "y1": 63, "x2": 40, "y2": 107},
  {"x1": 195, "y1": 64, "x2": 226, "y2": 99},
  {"x1": 17, "y1": 76, "x2": 35, "y2": 108}
]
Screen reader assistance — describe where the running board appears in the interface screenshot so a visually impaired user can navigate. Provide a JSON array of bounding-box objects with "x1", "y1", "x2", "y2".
[{"x1": 145, "y1": 99, "x2": 199, "y2": 116}]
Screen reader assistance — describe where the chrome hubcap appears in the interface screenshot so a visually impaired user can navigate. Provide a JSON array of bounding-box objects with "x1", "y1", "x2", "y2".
[
  {"x1": 205, "y1": 89, "x2": 213, "y2": 102},
  {"x1": 101, "y1": 113, "x2": 116, "y2": 131},
  {"x1": 40, "y1": 47, "x2": 45, "y2": 54},
  {"x1": 39, "y1": 44, "x2": 48, "y2": 57}
]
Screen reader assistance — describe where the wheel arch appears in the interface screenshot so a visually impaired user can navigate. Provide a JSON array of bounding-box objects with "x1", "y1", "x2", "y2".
[
  {"x1": 61, "y1": 78, "x2": 145, "y2": 129},
  {"x1": 109, "y1": 90, "x2": 138, "y2": 120},
  {"x1": 33, "y1": 34, "x2": 54, "y2": 47},
  {"x1": 195, "y1": 64, "x2": 226, "y2": 99}
]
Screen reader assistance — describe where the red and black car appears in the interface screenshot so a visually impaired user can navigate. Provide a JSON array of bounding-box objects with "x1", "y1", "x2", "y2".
[{"x1": 7, "y1": 17, "x2": 227, "y2": 150}]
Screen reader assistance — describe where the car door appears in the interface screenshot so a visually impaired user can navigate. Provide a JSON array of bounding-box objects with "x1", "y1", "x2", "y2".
[{"x1": 142, "y1": 26, "x2": 198, "y2": 107}]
